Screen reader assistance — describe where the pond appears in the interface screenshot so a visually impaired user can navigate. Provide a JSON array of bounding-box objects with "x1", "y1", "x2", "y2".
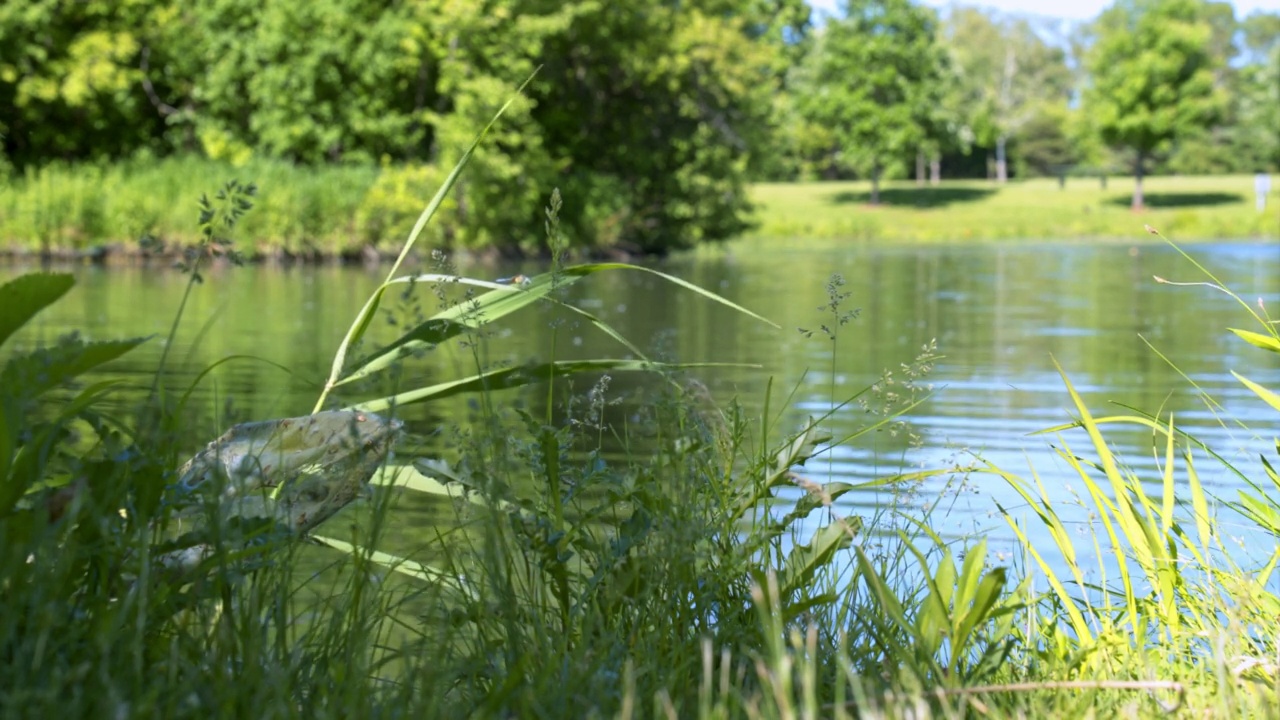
[{"x1": 6, "y1": 239, "x2": 1280, "y2": 567}]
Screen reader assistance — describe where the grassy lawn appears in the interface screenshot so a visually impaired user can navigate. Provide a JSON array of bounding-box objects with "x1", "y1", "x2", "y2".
[
  {"x1": 748, "y1": 174, "x2": 1280, "y2": 244},
  {"x1": 1, "y1": 161, "x2": 1275, "y2": 257}
]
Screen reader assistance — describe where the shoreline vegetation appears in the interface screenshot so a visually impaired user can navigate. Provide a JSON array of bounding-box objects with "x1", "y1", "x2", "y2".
[{"x1": 0, "y1": 159, "x2": 1275, "y2": 264}]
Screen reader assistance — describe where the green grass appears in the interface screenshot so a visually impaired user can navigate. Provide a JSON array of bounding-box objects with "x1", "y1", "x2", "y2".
[
  {"x1": 2, "y1": 159, "x2": 1276, "y2": 258},
  {"x1": 0, "y1": 156, "x2": 380, "y2": 257},
  {"x1": 748, "y1": 175, "x2": 1279, "y2": 244}
]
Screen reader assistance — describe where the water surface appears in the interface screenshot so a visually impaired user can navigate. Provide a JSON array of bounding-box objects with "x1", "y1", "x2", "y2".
[{"x1": 7, "y1": 240, "x2": 1279, "y2": 566}]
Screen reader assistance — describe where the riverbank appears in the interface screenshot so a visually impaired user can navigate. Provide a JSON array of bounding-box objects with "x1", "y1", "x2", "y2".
[{"x1": 1, "y1": 158, "x2": 1275, "y2": 261}]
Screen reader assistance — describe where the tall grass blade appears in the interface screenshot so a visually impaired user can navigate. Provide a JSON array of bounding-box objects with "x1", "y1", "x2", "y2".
[
  {"x1": 989, "y1": 462, "x2": 1081, "y2": 573},
  {"x1": 996, "y1": 502, "x2": 1094, "y2": 642},
  {"x1": 315, "y1": 75, "x2": 536, "y2": 412},
  {"x1": 1233, "y1": 372, "x2": 1280, "y2": 413},
  {"x1": 383, "y1": 75, "x2": 537, "y2": 285},
  {"x1": 1160, "y1": 414, "x2": 1176, "y2": 538},
  {"x1": 1184, "y1": 449, "x2": 1212, "y2": 556},
  {"x1": 1155, "y1": 231, "x2": 1274, "y2": 330},
  {"x1": 335, "y1": 261, "x2": 774, "y2": 392},
  {"x1": 340, "y1": 275, "x2": 652, "y2": 386},
  {"x1": 1229, "y1": 328, "x2": 1280, "y2": 353},
  {"x1": 1053, "y1": 359, "x2": 1126, "y2": 506},
  {"x1": 1262, "y1": 454, "x2": 1280, "y2": 491},
  {"x1": 312, "y1": 535, "x2": 472, "y2": 596},
  {"x1": 433, "y1": 263, "x2": 777, "y2": 328},
  {"x1": 348, "y1": 360, "x2": 745, "y2": 413}
]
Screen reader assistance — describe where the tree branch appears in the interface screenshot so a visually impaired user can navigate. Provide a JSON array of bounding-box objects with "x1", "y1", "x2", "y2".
[{"x1": 139, "y1": 45, "x2": 179, "y2": 117}]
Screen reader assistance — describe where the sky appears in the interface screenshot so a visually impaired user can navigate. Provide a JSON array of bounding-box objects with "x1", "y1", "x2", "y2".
[{"x1": 807, "y1": 0, "x2": 1279, "y2": 22}]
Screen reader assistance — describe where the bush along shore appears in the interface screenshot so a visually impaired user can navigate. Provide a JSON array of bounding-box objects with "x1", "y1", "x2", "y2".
[
  {"x1": 3, "y1": 158, "x2": 1278, "y2": 264},
  {"x1": 4, "y1": 120, "x2": 1280, "y2": 718}
]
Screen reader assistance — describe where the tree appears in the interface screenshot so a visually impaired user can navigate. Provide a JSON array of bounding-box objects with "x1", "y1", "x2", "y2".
[
  {"x1": 942, "y1": 8, "x2": 1073, "y2": 182},
  {"x1": 1082, "y1": 0, "x2": 1225, "y2": 209},
  {"x1": 531, "y1": 0, "x2": 805, "y2": 252},
  {"x1": 177, "y1": 0, "x2": 447, "y2": 164},
  {"x1": 0, "y1": 0, "x2": 174, "y2": 166},
  {"x1": 1014, "y1": 103, "x2": 1077, "y2": 177},
  {"x1": 1232, "y1": 11, "x2": 1280, "y2": 171},
  {"x1": 1163, "y1": 1, "x2": 1251, "y2": 174},
  {"x1": 795, "y1": 0, "x2": 948, "y2": 204}
]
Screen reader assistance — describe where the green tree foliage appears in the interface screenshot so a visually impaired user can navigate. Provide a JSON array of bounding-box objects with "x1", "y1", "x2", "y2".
[
  {"x1": 0, "y1": 0, "x2": 806, "y2": 255},
  {"x1": 1143, "y1": 5, "x2": 1280, "y2": 176},
  {"x1": 1014, "y1": 104, "x2": 1077, "y2": 178},
  {"x1": 0, "y1": 0, "x2": 171, "y2": 163},
  {"x1": 795, "y1": 0, "x2": 949, "y2": 203},
  {"x1": 531, "y1": 1, "x2": 806, "y2": 253},
  {"x1": 1082, "y1": 0, "x2": 1226, "y2": 209},
  {"x1": 941, "y1": 8, "x2": 1073, "y2": 182},
  {"x1": 178, "y1": 0, "x2": 437, "y2": 164},
  {"x1": 1232, "y1": 11, "x2": 1280, "y2": 172},
  {"x1": 1162, "y1": 1, "x2": 1242, "y2": 174}
]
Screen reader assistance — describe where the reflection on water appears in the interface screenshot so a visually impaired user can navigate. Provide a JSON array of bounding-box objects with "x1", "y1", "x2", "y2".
[{"x1": 5, "y1": 240, "x2": 1280, "y2": 566}]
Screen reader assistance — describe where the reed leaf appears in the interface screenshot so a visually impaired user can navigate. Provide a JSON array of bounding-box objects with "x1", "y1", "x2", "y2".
[
  {"x1": 1229, "y1": 327, "x2": 1280, "y2": 354},
  {"x1": 1161, "y1": 414, "x2": 1176, "y2": 538},
  {"x1": 348, "y1": 360, "x2": 745, "y2": 413},
  {"x1": 1055, "y1": 439, "x2": 1142, "y2": 627},
  {"x1": 1233, "y1": 372, "x2": 1280, "y2": 413},
  {"x1": 1184, "y1": 449, "x2": 1213, "y2": 558},
  {"x1": 996, "y1": 501, "x2": 1095, "y2": 643},
  {"x1": 371, "y1": 464, "x2": 489, "y2": 507},
  {"x1": 314, "y1": 81, "x2": 531, "y2": 413},
  {"x1": 312, "y1": 535, "x2": 473, "y2": 596},
  {"x1": 338, "y1": 272, "x2": 653, "y2": 387}
]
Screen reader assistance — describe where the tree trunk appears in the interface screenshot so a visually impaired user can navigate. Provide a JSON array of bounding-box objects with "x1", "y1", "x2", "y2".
[
  {"x1": 996, "y1": 136, "x2": 1008, "y2": 183},
  {"x1": 930, "y1": 156, "x2": 940, "y2": 186},
  {"x1": 916, "y1": 150, "x2": 925, "y2": 187},
  {"x1": 1132, "y1": 154, "x2": 1145, "y2": 211},
  {"x1": 870, "y1": 163, "x2": 882, "y2": 205}
]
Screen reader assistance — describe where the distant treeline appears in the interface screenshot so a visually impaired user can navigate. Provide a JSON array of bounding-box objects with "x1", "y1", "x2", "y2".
[{"x1": 1, "y1": 0, "x2": 1277, "y2": 253}]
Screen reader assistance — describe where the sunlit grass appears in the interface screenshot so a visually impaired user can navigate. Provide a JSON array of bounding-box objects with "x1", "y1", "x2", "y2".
[
  {"x1": 0, "y1": 156, "x2": 376, "y2": 256},
  {"x1": 2, "y1": 161, "x2": 1275, "y2": 257},
  {"x1": 746, "y1": 175, "x2": 1277, "y2": 244}
]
